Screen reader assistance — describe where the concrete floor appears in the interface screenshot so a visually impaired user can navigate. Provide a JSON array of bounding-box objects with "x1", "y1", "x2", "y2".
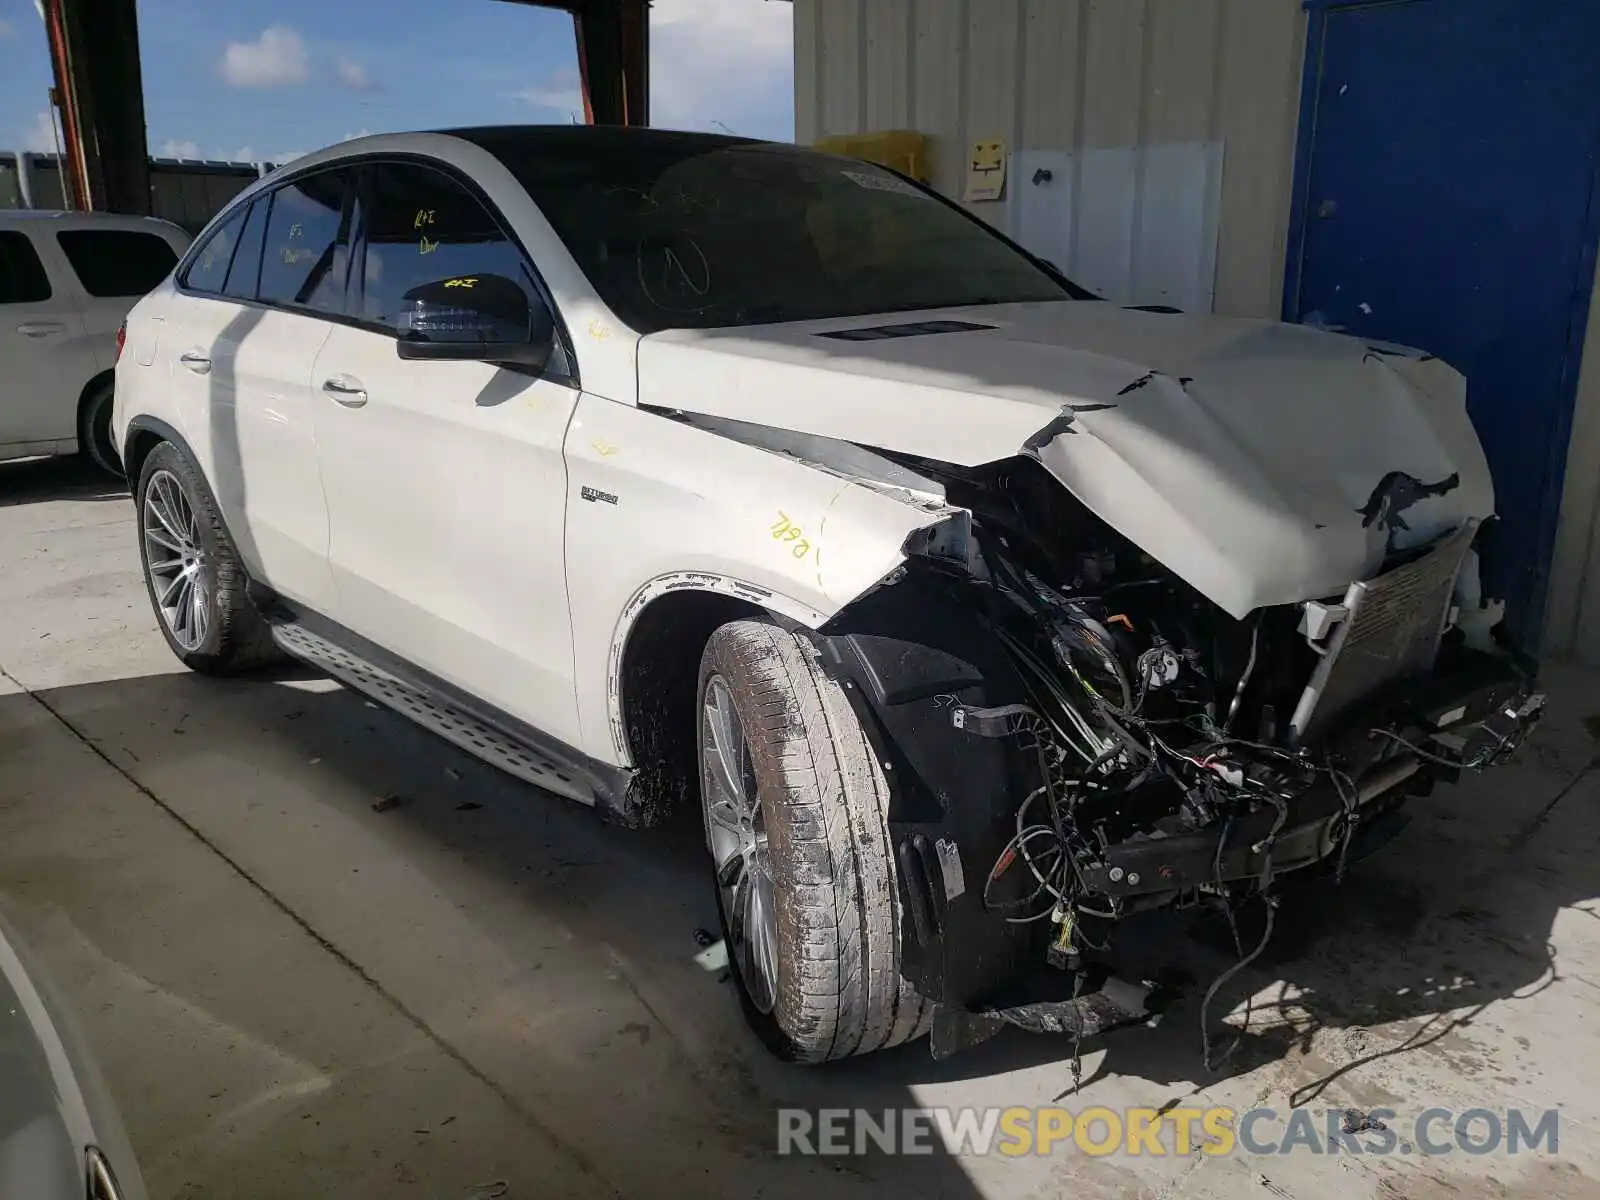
[{"x1": 2, "y1": 455, "x2": 1600, "y2": 1199}]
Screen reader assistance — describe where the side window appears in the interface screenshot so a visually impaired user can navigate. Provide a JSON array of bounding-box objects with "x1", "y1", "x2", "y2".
[
  {"x1": 181, "y1": 204, "x2": 248, "y2": 294},
  {"x1": 0, "y1": 231, "x2": 52, "y2": 303},
  {"x1": 258, "y1": 168, "x2": 354, "y2": 314},
  {"x1": 56, "y1": 230, "x2": 178, "y2": 297},
  {"x1": 358, "y1": 161, "x2": 547, "y2": 336},
  {"x1": 222, "y1": 196, "x2": 269, "y2": 301}
]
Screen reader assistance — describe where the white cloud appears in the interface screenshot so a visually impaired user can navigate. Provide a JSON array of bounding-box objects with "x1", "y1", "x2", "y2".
[
  {"x1": 508, "y1": 74, "x2": 583, "y2": 121},
  {"x1": 268, "y1": 149, "x2": 306, "y2": 165},
  {"x1": 341, "y1": 127, "x2": 373, "y2": 141},
  {"x1": 220, "y1": 25, "x2": 309, "y2": 88},
  {"x1": 334, "y1": 56, "x2": 375, "y2": 92},
  {"x1": 161, "y1": 138, "x2": 201, "y2": 159},
  {"x1": 231, "y1": 146, "x2": 255, "y2": 162},
  {"x1": 0, "y1": 17, "x2": 15, "y2": 38},
  {"x1": 649, "y1": 0, "x2": 792, "y2": 140},
  {"x1": 22, "y1": 110, "x2": 57, "y2": 153}
]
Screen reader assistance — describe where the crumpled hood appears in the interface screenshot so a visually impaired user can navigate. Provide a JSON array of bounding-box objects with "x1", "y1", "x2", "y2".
[{"x1": 636, "y1": 301, "x2": 1494, "y2": 617}]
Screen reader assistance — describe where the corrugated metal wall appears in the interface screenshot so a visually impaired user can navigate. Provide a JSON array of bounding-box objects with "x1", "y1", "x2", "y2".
[
  {"x1": 1, "y1": 151, "x2": 262, "y2": 233},
  {"x1": 1546, "y1": 276, "x2": 1600, "y2": 661},
  {"x1": 794, "y1": 0, "x2": 1600, "y2": 660},
  {"x1": 794, "y1": 0, "x2": 1305, "y2": 319}
]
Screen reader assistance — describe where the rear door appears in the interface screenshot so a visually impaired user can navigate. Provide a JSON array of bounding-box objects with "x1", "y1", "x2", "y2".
[
  {"x1": 0, "y1": 228, "x2": 89, "y2": 447},
  {"x1": 162, "y1": 174, "x2": 345, "y2": 613},
  {"x1": 309, "y1": 158, "x2": 585, "y2": 747}
]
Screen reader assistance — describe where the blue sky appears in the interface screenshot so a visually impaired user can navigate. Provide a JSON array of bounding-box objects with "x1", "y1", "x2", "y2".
[{"x1": 1, "y1": 0, "x2": 794, "y2": 163}]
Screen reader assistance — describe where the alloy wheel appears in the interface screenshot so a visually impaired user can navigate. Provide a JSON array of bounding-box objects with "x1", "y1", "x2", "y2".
[
  {"x1": 700, "y1": 675, "x2": 779, "y2": 1013},
  {"x1": 142, "y1": 468, "x2": 210, "y2": 651}
]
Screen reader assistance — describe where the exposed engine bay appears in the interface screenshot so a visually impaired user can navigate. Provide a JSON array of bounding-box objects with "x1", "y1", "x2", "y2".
[
  {"x1": 817, "y1": 451, "x2": 1545, "y2": 1061},
  {"x1": 653, "y1": 304, "x2": 1546, "y2": 1062}
]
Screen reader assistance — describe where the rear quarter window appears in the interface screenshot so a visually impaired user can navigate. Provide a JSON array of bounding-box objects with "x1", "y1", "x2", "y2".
[
  {"x1": 56, "y1": 229, "x2": 179, "y2": 297},
  {"x1": 180, "y1": 205, "x2": 248, "y2": 295}
]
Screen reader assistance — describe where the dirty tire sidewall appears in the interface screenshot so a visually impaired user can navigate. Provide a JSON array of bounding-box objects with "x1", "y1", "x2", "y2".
[
  {"x1": 79, "y1": 380, "x2": 122, "y2": 477},
  {"x1": 699, "y1": 619, "x2": 931, "y2": 1063},
  {"x1": 136, "y1": 441, "x2": 279, "y2": 675}
]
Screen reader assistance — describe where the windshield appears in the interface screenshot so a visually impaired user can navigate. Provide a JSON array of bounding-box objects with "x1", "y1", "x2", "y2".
[{"x1": 476, "y1": 135, "x2": 1088, "y2": 334}]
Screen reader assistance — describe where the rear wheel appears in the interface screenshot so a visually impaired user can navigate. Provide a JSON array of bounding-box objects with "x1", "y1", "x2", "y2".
[
  {"x1": 135, "y1": 441, "x2": 280, "y2": 674},
  {"x1": 698, "y1": 619, "x2": 931, "y2": 1062},
  {"x1": 78, "y1": 379, "x2": 121, "y2": 476}
]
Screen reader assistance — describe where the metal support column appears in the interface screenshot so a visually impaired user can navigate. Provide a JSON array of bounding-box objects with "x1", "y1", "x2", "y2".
[
  {"x1": 43, "y1": 0, "x2": 151, "y2": 213},
  {"x1": 573, "y1": 0, "x2": 649, "y2": 126}
]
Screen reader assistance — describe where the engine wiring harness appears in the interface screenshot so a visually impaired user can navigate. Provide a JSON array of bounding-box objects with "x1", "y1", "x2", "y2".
[{"x1": 940, "y1": 525, "x2": 1534, "y2": 1079}]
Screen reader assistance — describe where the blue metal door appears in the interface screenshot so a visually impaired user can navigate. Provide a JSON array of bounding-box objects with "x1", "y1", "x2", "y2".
[{"x1": 1285, "y1": 0, "x2": 1600, "y2": 644}]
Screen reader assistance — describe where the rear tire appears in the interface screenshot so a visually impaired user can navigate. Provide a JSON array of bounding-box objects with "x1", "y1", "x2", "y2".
[
  {"x1": 78, "y1": 379, "x2": 121, "y2": 477},
  {"x1": 135, "y1": 441, "x2": 280, "y2": 674},
  {"x1": 698, "y1": 619, "x2": 931, "y2": 1062}
]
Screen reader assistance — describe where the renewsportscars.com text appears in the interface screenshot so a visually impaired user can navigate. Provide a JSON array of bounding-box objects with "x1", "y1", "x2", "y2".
[{"x1": 776, "y1": 1106, "x2": 1560, "y2": 1158}]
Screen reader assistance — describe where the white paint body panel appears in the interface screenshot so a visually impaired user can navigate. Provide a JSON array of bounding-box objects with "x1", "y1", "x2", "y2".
[
  {"x1": 309, "y1": 324, "x2": 586, "y2": 749},
  {"x1": 638, "y1": 301, "x2": 1494, "y2": 618},
  {"x1": 562, "y1": 394, "x2": 957, "y2": 758},
  {"x1": 158, "y1": 292, "x2": 339, "y2": 613}
]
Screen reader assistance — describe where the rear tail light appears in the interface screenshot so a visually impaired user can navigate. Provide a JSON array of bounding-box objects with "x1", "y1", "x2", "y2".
[{"x1": 114, "y1": 322, "x2": 126, "y2": 363}]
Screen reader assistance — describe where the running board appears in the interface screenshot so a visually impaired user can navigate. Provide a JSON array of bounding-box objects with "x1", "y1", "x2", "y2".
[{"x1": 268, "y1": 618, "x2": 603, "y2": 807}]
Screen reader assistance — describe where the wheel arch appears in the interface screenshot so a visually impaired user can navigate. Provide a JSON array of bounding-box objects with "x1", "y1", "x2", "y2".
[
  {"x1": 609, "y1": 573, "x2": 826, "y2": 826},
  {"x1": 122, "y1": 414, "x2": 199, "y2": 486}
]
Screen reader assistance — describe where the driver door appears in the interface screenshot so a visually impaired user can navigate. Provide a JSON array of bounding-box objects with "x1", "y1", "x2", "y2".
[{"x1": 309, "y1": 159, "x2": 584, "y2": 749}]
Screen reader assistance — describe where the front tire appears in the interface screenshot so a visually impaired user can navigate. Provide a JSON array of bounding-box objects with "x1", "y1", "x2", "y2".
[
  {"x1": 698, "y1": 619, "x2": 931, "y2": 1062},
  {"x1": 135, "y1": 441, "x2": 279, "y2": 674}
]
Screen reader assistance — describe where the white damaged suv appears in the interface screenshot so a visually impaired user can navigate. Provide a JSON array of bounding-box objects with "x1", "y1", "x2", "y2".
[{"x1": 114, "y1": 127, "x2": 1542, "y2": 1063}]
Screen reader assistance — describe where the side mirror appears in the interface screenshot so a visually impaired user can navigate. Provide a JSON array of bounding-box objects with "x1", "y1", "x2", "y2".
[{"x1": 395, "y1": 274, "x2": 555, "y2": 369}]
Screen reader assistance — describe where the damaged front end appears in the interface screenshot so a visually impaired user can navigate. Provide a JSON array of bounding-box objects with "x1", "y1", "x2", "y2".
[{"x1": 815, "y1": 454, "x2": 1544, "y2": 1060}]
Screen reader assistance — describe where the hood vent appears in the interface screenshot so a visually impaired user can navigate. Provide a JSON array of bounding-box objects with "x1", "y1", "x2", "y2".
[{"x1": 819, "y1": 319, "x2": 996, "y2": 342}]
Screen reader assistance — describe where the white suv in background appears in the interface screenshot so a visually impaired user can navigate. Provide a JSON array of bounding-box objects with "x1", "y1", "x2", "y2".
[
  {"x1": 113, "y1": 127, "x2": 1539, "y2": 1065},
  {"x1": 0, "y1": 211, "x2": 189, "y2": 473}
]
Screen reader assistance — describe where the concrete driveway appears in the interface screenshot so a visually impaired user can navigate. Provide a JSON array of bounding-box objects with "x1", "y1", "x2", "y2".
[{"x1": 2, "y1": 455, "x2": 1599, "y2": 1199}]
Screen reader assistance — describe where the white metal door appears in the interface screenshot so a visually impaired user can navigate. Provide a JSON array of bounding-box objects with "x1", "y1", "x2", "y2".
[
  {"x1": 309, "y1": 323, "x2": 584, "y2": 747},
  {"x1": 161, "y1": 291, "x2": 338, "y2": 612}
]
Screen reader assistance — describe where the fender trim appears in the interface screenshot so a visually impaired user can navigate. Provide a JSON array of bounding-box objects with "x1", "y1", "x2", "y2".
[
  {"x1": 605, "y1": 571, "x2": 830, "y2": 763},
  {"x1": 122, "y1": 414, "x2": 198, "y2": 478}
]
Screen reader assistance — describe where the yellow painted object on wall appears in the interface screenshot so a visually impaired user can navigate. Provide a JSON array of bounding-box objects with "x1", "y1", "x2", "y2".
[{"x1": 812, "y1": 130, "x2": 930, "y2": 183}]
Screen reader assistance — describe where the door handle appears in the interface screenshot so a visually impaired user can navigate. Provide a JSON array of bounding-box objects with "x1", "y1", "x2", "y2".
[
  {"x1": 321, "y1": 376, "x2": 368, "y2": 407},
  {"x1": 178, "y1": 350, "x2": 213, "y2": 375},
  {"x1": 16, "y1": 321, "x2": 66, "y2": 337}
]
